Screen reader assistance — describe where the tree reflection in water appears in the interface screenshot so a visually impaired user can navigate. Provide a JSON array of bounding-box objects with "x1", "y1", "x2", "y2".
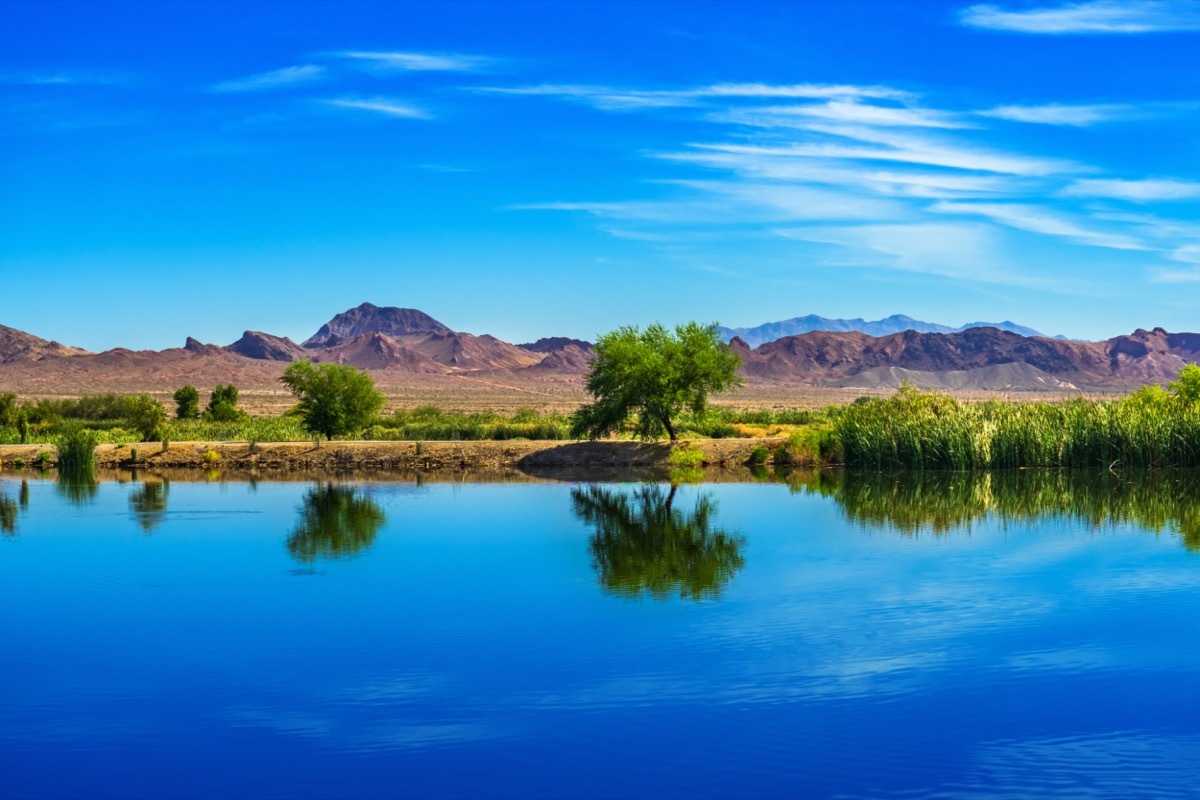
[
  {"x1": 0, "y1": 492, "x2": 16, "y2": 536},
  {"x1": 572, "y1": 483, "x2": 745, "y2": 601},
  {"x1": 287, "y1": 483, "x2": 387, "y2": 562},
  {"x1": 129, "y1": 480, "x2": 169, "y2": 532},
  {"x1": 786, "y1": 468, "x2": 1200, "y2": 549},
  {"x1": 55, "y1": 469, "x2": 98, "y2": 506}
]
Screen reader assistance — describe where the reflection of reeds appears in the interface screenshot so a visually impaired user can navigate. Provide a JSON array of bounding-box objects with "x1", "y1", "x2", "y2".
[
  {"x1": 786, "y1": 468, "x2": 1200, "y2": 548},
  {"x1": 833, "y1": 384, "x2": 1200, "y2": 470}
]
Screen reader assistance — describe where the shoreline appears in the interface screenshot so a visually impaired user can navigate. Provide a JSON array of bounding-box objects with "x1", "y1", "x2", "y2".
[{"x1": 0, "y1": 438, "x2": 781, "y2": 472}]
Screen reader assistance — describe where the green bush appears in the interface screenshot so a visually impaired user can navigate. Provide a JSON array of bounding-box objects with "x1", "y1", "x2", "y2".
[
  {"x1": 668, "y1": 446, "x2": 705, "y2": 468},
  {"x1": 747, "y1": 446, "x2": 769, "y2": 465}
]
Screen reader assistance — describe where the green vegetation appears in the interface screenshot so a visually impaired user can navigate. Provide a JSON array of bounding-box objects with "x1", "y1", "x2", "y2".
[
  {"x1": 830, "y1": 377, "x2": 1200, "y2": 469},
  {"x1": 280, "y1": 360, "x2": 385, "y2": 441},
  {"x1": 173, "y1": 385, "x2": 200, "y2": 419},
  {"x1": 206, "y1": 383, "x2": 244, "y2": 422},
  {"x1": 123, "y1": 394, "x2": 167, "y2": 441},
  {"x1": 571, "y1": 322, "x2": 742, "y2": 441}
]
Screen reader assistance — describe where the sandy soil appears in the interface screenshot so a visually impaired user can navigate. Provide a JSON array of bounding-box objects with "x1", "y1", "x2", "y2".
[{"x1": 0, "y1": 438, "x2": 783, "y2": 473}]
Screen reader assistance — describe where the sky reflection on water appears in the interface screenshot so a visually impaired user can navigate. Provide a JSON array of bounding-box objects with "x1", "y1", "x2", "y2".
[{"x1": 3, "y1": 471, "x2": 1200, "y2": 799}]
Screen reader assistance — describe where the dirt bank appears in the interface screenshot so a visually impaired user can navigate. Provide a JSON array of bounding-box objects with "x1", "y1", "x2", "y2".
[{"x1": 0, "y1": 438, "x2": 783, "y2": 472}]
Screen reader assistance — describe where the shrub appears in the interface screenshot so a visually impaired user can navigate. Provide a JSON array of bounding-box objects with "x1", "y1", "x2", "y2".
[
  {"x1": 13, "y1": 457, "x2": 25, "y2": 468},
  {"x1": 123, "y1": 394, "x2": 167, "y2": 441},
  {"x1": 747, "y1": 446, "x2": 770, "y2": 465},
  {"x1": 203, "y1": 450, "x2": 221, "y2": 464},
  {"x1": 55, "y1": 428, "x2": 98, "y2": 475},
  {"x1": 173, "y1": 385, "x2": 200, "y2": 419},
  {"x1": 206, "y1": 384, "x2": 244, "y2": 422},
  {"x1": 668, "y1": 446, "x2": 705, "y2": 468},
  {"x1": 130, "y1": 447, "x2": 139, "y2": 462}
]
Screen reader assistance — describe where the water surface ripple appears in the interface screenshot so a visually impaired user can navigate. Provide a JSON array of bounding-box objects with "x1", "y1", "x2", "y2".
[{"x1": 2, "y1": 470, "x2": 1200, "y2": 799}]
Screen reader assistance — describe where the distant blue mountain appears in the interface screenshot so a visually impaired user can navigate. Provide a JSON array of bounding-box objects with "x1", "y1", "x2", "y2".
[{"x1": 716, "y1": 314, "x2": 1049, "y2": 348}]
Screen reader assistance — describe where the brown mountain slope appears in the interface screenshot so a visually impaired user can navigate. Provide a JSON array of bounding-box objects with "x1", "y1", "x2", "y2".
[
  {"x1": 303, "y1": 302, "x2": 450, "y2": 348},
  {"x1": 737, "y1": 326, "x2": 1200, "y2": 389},
  {"x1": 226, "y1": 331, "x2": 309, "y2": 362},
  {"x1": 313, "y1": 333, "x2": 451, "y2": 374},
  {"x1": 0, "y1": 324, "x2": 90, "y2": 364}
]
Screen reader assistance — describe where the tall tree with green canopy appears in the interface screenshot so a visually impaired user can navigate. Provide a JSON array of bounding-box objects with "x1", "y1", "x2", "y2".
[
  {"x1": 280, "y1": 360, "x2": 386, "y2": 441},
  {"x1": 571, "y1": 321, "x2": 742, "y2": 442}
]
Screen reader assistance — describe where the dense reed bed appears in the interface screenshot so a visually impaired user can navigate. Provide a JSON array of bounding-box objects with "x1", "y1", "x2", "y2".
[{"x1": 831, "y1": 378, "x2": 1200, "y2": 469}]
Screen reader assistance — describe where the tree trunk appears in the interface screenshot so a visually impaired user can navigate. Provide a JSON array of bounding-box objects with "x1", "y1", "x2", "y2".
[{"x1": 662, "y1": 413, "x2": 677, "y2": 441}]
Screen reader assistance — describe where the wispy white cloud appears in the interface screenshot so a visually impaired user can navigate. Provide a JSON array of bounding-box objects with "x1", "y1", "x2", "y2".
[
  {"x1": 691, "y1": 129, "x2": 1081, "y2": 176},
  {"x1": 721, "y1": 101, "x2": 969, "y2": 129},
  {"x1": 0, "y1": 70, "x2": 127, "y2": 87},
  {"x1": 959, "y1": 1, "x2": 1200, "y2": 34},
  {"x1": 337, "y1": 51, "x2": 494, "y2": 73},
  {"x1": 475, "y1": 82, "x2": 914, "y2": 112},
  {"x1": 775, "y1": 222, "x2": 1059, "y2": 288},
  {"x1": 978, "y1": 103, "x2": 1136, "y2": 126},
  {"x1": 211, "y1": 65, "x2": 327, "y2": 93},
  {"x1": 1062, "y1": 177, "x2": 1200, "y2": 201},
  {"x1": 931, "y1": 201, "x2": 1152, "y2": 250},
  {"x1": 322, "y1": 97, "x2": 430, "y2": 119}
]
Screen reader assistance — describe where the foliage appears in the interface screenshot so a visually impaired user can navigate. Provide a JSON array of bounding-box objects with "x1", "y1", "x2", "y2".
[
  {"x1": 1170, "y1": 363, "x2": 1200, "y2": 403},
  {"x1": 747, "y1": 446, "x2": 770, "y2": 465},
  {"x1": 173, "y1": 385, "x2": 200, "y2": 419},
  {"x1": 571, "y1": 483, "x2": 745, "y2": 601},
  {"x1": 280, "y1": 360, "x2": 386, "y2": 440},
  {"x1": 287, "y1": 483, "x2": 387, "y2": 562},
  {"x1": 0, "y1": 393, "x2": 16, "y2": 428},
  {"x1": 123, "y1": 394, "x2": 166, "y2": 441},
  {"x1": 571, "y1": 322, "x2": 742, "y2": 441},
  {"x1": 206, "y1": 383, "x2": 244, "y2": 422},
  {"x1": 667, "y1": 446, "x2": 704, "y2": 468},
  {"x1": 203, "y1": 450, "x2": 221, "y2": 464},
  {"x1": 831, "y1": 368, "x2": 1200, "y2": 470}
]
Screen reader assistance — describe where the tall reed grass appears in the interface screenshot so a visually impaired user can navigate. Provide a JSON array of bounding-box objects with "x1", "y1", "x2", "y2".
[{"x1": 831, "y1": 382, "x2": 1200, "y2": 470}]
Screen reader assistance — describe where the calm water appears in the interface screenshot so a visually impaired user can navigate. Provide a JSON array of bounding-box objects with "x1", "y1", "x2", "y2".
[{"x1": 4, "y1": 470, "x2": 1200, "y2": 799}]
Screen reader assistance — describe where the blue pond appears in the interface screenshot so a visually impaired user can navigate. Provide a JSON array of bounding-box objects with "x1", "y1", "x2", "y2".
[{"x1": 3, "y1": 470, "x2": 1200, "y2": 799}]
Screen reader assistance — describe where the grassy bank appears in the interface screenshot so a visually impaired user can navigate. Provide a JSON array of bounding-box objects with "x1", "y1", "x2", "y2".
[{"x1": 3, "y1": 370, "x2": 1200, "y2": 471}]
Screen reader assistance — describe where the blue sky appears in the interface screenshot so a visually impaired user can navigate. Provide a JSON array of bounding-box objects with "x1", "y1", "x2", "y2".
[{"x1": 3, "y1": 0, "x2": 1200, "y2": 351}]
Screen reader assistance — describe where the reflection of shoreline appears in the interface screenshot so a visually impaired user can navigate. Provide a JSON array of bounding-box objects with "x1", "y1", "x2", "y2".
[
  {"x1": 572, "y1": 484, "x2": 746, "y2": 601},
  {"x1": 785, "y1": 469, "x2": 1200, "y2": 548}
]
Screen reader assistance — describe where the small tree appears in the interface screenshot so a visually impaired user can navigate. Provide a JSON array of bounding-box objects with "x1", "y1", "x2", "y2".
[
  {"x1": 1170, "y1": 363, "x2": 1200, "y2": 403},
  {"x1": 206, "y1": 383, "x2": 244, "y2": 422},
  {"x1": 280, "y1": 360, "x2": 385, "y2": 441},
  {"x1": 173, "y1": 385, "x2": 200, "y2": 419},
  {"x1": 571, "y1": 322, "x2": 742, "y2": 442},
  {"x1": 123, "y1": 394, "x2": 167, "y2": 441},
  {"x1": 0, "y1": 393, "x2": 17, "y2": 429}
]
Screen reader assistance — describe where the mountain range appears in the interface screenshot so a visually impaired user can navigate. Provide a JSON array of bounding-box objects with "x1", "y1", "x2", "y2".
[
  {"x1": 0, "y1": 303, "x2": 1196, "y2": 394},
  {"x1": 717, "y1": 314, "x2": 1051, "y2": 348}
]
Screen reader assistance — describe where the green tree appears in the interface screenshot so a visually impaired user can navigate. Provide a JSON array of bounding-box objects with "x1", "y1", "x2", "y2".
[
  {"x1": 1170, "y1": 363, "x2": 1200, "y2": 403},
  {"x1": 173, "y1": 385, "x2": 200, "y2": 419},
  {"x1": 123, "y1": 394, "x2": 167, "y2": 441},
  {"x1": 206, "y1": 383, "x2": 244, "y2": 422},
  {"x1": 571, "y1": 322, "x2": 742, "y2": 441},
  {"x1": 280, "y1": 360, "x2": 385, "y2": 440},
  {"x1": 0, "y1": 393, "x2": 17, "y2": 429}
]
